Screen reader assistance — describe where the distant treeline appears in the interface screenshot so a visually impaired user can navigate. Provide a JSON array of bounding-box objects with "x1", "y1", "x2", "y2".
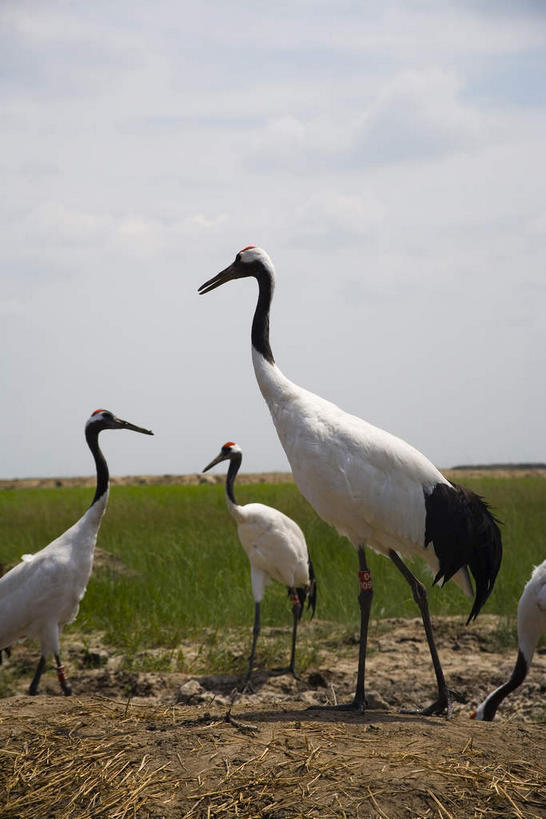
[{"x1": 451, "y1": 463, "x2": 546, "y2": 470}]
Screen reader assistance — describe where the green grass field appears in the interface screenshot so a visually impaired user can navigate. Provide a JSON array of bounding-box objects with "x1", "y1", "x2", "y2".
[{"x1": 0, "y1": 477, "x2": 544, "y2": 657}]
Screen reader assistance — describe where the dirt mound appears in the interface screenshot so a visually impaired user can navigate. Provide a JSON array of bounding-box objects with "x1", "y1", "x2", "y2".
[
  {"x1": 0, "y1": 617, "x2": 544, "y2": 817},
  {"x1": 0, "y1": 696, "x2": 544, "y2": 818}
]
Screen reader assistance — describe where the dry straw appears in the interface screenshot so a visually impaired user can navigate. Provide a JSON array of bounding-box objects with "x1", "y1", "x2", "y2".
[{"x1": 0, "y1": 697, "x2": 544, "y2": 818}]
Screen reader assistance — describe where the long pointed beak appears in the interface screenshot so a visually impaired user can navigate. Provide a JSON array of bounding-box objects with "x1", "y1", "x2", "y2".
[
  {"x1": 116, "y1": 417, "x2": 154, "y2": 435},
  {"x1": 202, "y1": 452, "x2": 227, "y2": 472},
  {"x1": 198, "y1": 263, "x2": 238, "y2": 295}
]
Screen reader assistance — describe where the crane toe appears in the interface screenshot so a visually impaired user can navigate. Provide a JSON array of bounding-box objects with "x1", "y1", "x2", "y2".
[
  {"x1": 239, "y1": 676, "x2": 256, "y2": 695},
  {"x1": 401, "y1": 688, "x2": 466, "y2": 719},
  {"x1": 268, "y1": 665, "x2": 302, "y2": 680},
  {"x1": 308, "y1": 695, "x2": 368, "y2": 714}
]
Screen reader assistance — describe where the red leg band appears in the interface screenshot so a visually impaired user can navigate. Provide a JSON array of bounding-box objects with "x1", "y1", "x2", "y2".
[
  {"x1": 56, "y1": 664, "x2": 68, "y2": 683},
  {"x1": 358, "y1": 570, "x2": 373, "y2": 591}
]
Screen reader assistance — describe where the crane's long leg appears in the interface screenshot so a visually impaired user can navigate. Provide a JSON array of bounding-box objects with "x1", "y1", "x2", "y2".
[
  {"x1": 309, "y1": 546, "x2": 373, "y2": 713},
  {"x1": 243, "y1": 601, "x2": 261, "y2": 690},
  {"x1": 353, "y1": 546, "x2": 373, "y2": 711},
  {"x1": 55, "y1": 653, "x2": 72, "y2": 696},
  {"x1": 28, "y1": 656, "x2": 46, "y2": 695},
  {"x1": 388, "y1": 549, "x2": 462, "y2": 718},
  {"x1": 269, "y1": 590, "x2": 302, "y2": 679},
  {"x1": 288, "y1": 591, "x2": 302, "y2": 679}
]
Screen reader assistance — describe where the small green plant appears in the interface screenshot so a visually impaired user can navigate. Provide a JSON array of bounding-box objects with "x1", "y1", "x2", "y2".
[
  {"x1": 0, "y1": 674, "x2": 15, "y2": 698},
  {"x1": 121, "y1": 649, "x2": 185, "y2": 673},
  {"x1": 488, "y1": 616, "x2": 518, "y2": 653}
]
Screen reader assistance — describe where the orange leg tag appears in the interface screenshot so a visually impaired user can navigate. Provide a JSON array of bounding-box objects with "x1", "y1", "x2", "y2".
[
  {"x1": 358, "y1": 570, "x2": 373, "y2": 591},
  {"x1": 56, "y1": 664, "x2": 68, "y2": 683}
]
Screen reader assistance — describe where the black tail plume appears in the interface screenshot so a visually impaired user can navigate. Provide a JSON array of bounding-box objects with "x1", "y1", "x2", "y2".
[
  {"x1": 306, "y1": 557, "x2": 317, "y2": 619},
  {"x1": 293, "y1": 557, "x2": 317, "y2": 620},
  {"x1": 424, "y1": 482, "x2": 502, "y2": 624}
]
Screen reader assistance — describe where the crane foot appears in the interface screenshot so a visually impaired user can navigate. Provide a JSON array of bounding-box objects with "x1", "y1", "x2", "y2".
[
  {"x1": 307, "y1": 696, "x2": 367, "y2": 714},
  {"x1": 269, "y1": 665, "x2": 301, "y2": 680},
  {"x1": 401, "y1": 688, "x2": 466, "y2": 719},
  {"x1": 239, "y1": 677, "x2": 256, "y2": 695}
]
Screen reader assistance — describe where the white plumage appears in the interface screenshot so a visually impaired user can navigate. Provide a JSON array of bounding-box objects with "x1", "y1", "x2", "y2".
[
  {"x1": 0, "y1": 409, "x2": 153, "y2": 695},
  {"x1": 203, "y1": 442, "x2": 316, "y2": 683},
  {"x1": 473, "y1": 560, "x2": 546, "y2": 721},
  {"x1": 199, "y1": 246, "x2": 502, "y2": 716},
  {"x1": 253, "y1": 352, "x2": 466, "y2": 587}
]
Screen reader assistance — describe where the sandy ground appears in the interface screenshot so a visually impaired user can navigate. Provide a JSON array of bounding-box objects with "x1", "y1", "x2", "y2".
[{"x1": 0, "y1": 616, "x2": 544, "y2": 818}]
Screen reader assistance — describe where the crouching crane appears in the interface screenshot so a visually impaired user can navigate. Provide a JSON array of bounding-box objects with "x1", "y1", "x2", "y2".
[
  {"x1": 203, "y1": 442, "x2": 316, "y2": 685},
  {"x1": 472, "y1": 560, "x2": 546, "y2": 720},
  {"x1": 199, "y1": 246, "x2": 503, "y2": 717},
  {"x1": 0, "y1": 409, "x2": 153, "y2": 695}
]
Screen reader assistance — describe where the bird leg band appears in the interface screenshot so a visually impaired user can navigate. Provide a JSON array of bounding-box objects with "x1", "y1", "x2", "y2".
[
  {"x1": 290, "y1": 592, "x2": 300, "y2": 606},
  {"x1": 358, "y1": 570, "x2": 373, "y2": 591},
  {"x1": 56, "y1": 664, "x2": 68, "y2": 684}
]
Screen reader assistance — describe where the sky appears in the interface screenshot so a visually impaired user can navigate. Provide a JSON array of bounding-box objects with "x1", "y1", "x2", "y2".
[{"x1": 1, "y1": 0, "x2": 546, "y2": 479}]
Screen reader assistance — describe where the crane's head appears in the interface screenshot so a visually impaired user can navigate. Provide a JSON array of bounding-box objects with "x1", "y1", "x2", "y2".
[
  {"x1": 198, "y1": 247, "x2": 273, "y2": 295},
  {"x1": 202, "y1": 441, "x2": 242, "y2": 472},
  {"x1": 85, "y1": 409, "x2": 154, "y2": 436}
]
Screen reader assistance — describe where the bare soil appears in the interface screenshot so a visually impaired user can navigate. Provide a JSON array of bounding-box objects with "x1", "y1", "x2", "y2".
[{"x1": 1, "y1": 617, "x2": 544, "y2": 818}]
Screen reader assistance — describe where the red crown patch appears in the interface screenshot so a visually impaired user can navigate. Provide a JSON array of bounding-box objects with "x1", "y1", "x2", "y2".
[
  {"x1": 240, "y1": 246, "x2": 255, "y2": 253},
  {"x1": 91, "y1": 408, "x2": 107, "y2": 416}
]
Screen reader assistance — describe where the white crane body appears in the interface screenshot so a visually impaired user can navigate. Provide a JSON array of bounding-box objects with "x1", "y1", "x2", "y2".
[
  {"x1": 517, "y1": 560, "x2": 546, "y2": 663},
  {"x1": 203, "y1": 442, "x2": 316, "y2": 682},
  {"x1": 253, "y1": 351, "x2": 472, "y2": 594},
  {"x1": 0, "y1": 409, "x2": 153, "y2": 695},
  {"x1": 228, "y1": 500, "x2": 310, "y2": 594},
  {"x1": 0, "y1": 495, "x2": 107, "y2": 657}
]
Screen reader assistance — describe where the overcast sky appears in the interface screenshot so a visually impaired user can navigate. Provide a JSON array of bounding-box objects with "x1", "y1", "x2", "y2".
[{"x1": 1, "y1": 0, "x2": 545, "y2": 479}]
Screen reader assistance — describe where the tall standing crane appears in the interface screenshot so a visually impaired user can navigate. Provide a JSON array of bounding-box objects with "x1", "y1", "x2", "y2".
[{"x1": 199, "y1": 246, "x2": 502, "y2": 716}]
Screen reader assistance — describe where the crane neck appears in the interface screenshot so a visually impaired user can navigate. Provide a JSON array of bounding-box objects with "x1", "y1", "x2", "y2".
[
  {"x1": 252, "y1": 267, "x2": 275, "y2": 365},
  {"x1": 480, "y1": 649, "x2": 528, "y2": 720},
  {"x1": 85, "y1": 427, "x2": 109, "y2": 507},
  {"x1": 225, "y1": 453, "x2": 242, "y2": 506}
]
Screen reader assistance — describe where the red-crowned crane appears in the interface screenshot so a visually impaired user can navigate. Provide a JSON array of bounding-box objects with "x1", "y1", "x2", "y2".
[
  {"x1": 203, "y1": 442, "x2": 316, "y2": 685},
  {"x1": 199, "y1": 246, "x2": 503, "y2": 717},
  {"x1": 0, "y1": 409, "x2": 153, "y2": 695},
  {"x1": 472, "y1": 560, "x2": 546, "y2": 721}
]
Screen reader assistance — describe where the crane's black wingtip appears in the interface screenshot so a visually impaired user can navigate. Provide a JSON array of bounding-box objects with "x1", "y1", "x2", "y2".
[{"x1": 424, "y1": 482, "x2": 502, "y2": 623}]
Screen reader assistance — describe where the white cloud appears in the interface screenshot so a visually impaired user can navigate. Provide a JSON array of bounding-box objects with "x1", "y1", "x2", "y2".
[
  {"x1": 351, "y1": 69, "x2": 490, "y2": 165},
  {"x1": 294, "y1": 191, "x2": 385, "y2": 239},
  {"x1": 1, "y1": 0, "x2": 545, "y2": 478}
]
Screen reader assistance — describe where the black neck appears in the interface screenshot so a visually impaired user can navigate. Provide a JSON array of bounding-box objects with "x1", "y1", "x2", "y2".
[
  {"x1": 85, "y1": 428, "x2": 109, "y2": 506},
  {"x1": 226, "y1": 453, "x2": 242, "y2": 505},
  {"x1": 482, "y1": 649, "x2": 528, "y2": 720},
  {"x1": 252, "y1": 267, "x2": 275, "y2": 365}
]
